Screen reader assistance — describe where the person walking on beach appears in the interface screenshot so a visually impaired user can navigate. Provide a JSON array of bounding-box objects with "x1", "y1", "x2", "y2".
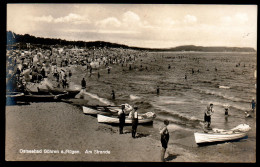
[
  {"x1": 157, "y1": 86, "x2": 160, "y2": 95},
  {"x1": 160, "y1": 119, "x2": 170, "y2": 162},
  {"x1": 204, "y1": 103, "x2": 214, "y2": 130},
  {"x1": 131, "y1": 106, "x2": 139, "y2": 138},
  {"x1": 81, "y1": 78, "x2": 86, "y2": 89},
  {"x1": 118, "y1": 105, "x2": 126, "y2": 134}
]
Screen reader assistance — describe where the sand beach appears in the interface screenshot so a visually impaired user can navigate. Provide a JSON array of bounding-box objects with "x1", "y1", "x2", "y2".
[{"x1": 6, "y1": 100, "x2": 256, "y2": 162}]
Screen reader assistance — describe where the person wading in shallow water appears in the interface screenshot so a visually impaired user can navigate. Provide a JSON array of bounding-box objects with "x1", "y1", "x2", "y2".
[
  {"x1": 224, "y1": 106, "x2": 229, "y2": 122},
  {"x1": 160, "y1": 120, "x2": 170, "y2": 162},
  {"x1": 204, "y1": 103, "x2": 214, "y2": 131},
  {"x1": 111, "y1": 90, "x2": 115, "y2": 100},
  {"x1": 157, "y1": 86, "x2": 160, "y2": 95},
  {"x1": 118, "y1": 105, "x2": 126, "y2": 134}
]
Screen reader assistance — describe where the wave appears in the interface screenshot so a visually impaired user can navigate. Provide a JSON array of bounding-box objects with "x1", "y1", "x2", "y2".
[
  {"x1": 194, "y1": 88, "x2": 248, "y2": 103},
  {"x1": 198, "y1": 100, "x2": 250, "y2": 113},
  {"x1": 81, "y1": 90, "x2": 115, "y2": 106},
  {"x1": 219, "y1": 85, "x2": 230, "y2": 89},
  {"x1": 152, "y1": 103, "x2": 203, "y2": 123},
  {"x1": 129, "y1": 94, "x2": 141, "y2": 100},
  {"x1": 155, "y1": 115, "x2": 203, "y2": 130},
  {"x1": 154, "y1": 96, "x2": 189, "y2": 105}
]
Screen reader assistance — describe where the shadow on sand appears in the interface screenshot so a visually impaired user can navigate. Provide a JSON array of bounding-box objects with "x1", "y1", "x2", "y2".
[
  {"x1": 165, "y1": 153, "x2": 180, "y2": 161},
  {"x1": 135, "y1": 133, "x2": 150, "y2": 138}
]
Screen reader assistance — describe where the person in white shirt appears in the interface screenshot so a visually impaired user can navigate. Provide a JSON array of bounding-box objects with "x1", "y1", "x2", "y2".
[
  {"x1": 131, "y1": 106, "x2": 138, "y2": 138},
  {"x1": 118, "y1": 105, "x2": 126, "y2": 134}
]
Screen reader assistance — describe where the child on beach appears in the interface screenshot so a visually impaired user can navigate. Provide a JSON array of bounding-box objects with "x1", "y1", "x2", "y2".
[{"x1": 160, "y1": 119, "x2": 170, "y2": 162}]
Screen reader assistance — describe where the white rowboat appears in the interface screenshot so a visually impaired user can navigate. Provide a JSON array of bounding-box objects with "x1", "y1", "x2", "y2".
[
  {"x1": 97, "y1": 114, "x2": 154, "y2": 125},
  {"x1": 194, "y1": 124, "x2": 251, "y2": 145},
  {"x1": 194, "y1": 131, "x2": 247, "y2": 145},
  {"x1": 83, "y1": 106, "x2": 108, "y2": 115}
]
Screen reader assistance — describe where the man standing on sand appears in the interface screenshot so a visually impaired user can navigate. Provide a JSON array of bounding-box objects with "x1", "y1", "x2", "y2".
[
  {"x1": 204, "y1": 103, "x2": 214, "y2": 130},
  {"x1": 131, "y1": 106, "x2": 138, "y2": 138},
  {"x1": 118, "y1": 105, "x2": 126, "y2": 134},
  {"x1": 160, "y1": 120, "x2": 170, "y2": 162}
]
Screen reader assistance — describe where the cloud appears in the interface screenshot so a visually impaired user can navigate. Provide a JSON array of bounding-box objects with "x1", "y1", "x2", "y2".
[
  {"x1": 221, "y1": 16, "x2": 232, "y2": 23},
  {"x1": 54, "y1": 13, "x2": 89, "y2": 24},
  {"x1": 97, "y1": 30, "x2": 140, "y2": 34},
  {"x1": 31, "y1": 15, "x2": 54, "y2": 23},
  {"x1": 235, "y1": 13, "x2": 248, "y2": 23},
  {"x1": 122, "y1": 11, "x2": 141, "y2": 24},
  {"x1": 31, "y1": 13, "x2": 90, "y2": 24},
  {"x1": 96, "y1": 17, "x2": 121, "y2": 28},
  {"x1": 184, "y1": 15, "x2": 197, "y2": 23}
]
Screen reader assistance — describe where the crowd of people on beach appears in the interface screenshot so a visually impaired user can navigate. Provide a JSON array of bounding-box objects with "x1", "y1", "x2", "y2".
[{"x1": 6, "y1": 45, "x2": 145, "y2": 93}]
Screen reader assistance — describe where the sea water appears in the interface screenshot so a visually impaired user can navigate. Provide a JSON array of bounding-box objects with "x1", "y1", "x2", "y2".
[{"x1": 86, "y1": 51, "x2": 256, "y2": 132}]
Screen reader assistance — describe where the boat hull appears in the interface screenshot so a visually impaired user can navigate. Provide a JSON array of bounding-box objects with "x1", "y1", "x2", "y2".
[
  {"x1": 38, "y1": 88, "x2": 80, "y2": 98},
  {"x1": 83, "y1": 106, "x2": 108, "y2": 115},
  {"x1": 97, "y1": 114, "x2": 154, "y2": 125},
  {"x1": 6, "y1": 92, "x2": 24, "y2": 105},
  {"x1": 194, "y1": 132, "x2": 247, "y2": 145},
  {"x1": 18, "y1": 93, "x2": 67, "y2": 102}
]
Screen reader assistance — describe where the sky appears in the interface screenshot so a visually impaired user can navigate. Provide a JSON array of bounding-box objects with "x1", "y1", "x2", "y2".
[{"x1": 7, "y1": 4, "x2": 257, "y2": 49}]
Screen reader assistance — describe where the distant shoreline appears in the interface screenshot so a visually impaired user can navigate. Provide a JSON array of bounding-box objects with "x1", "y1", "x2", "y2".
[
  {"x1": 6, "y1": 31, "x2": 256, "y2": 52},
  {"x1": 149, "y1": 51, "x2": 257, "y2": 53}
]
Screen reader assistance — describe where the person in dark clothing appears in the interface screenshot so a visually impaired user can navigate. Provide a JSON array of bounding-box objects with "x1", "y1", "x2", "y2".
[
  {"x1": 131, "y1": 106, "x2": 139, "y2": 138},
  {"x1": 111, "y1": 90, "x2": 115, "y2": 100},
  {"x1": 160, "y1": 119, "x2": 170, "y2": 162},
  {"x1": 118, "y1": 105, "x2": 126, "y2": 134},
  {"x1": 69, "y1": 70, "x2": 72, "y2": 78},
  {"x1": 41, "y1": 68, "x2": 46, "y2": 78},
  {"x1": 224, "y1": 106, "x2": 229, "y2": 122},
  {"x1": 81, "y1": 78, "x2": 86, "y2": 89},
  {"x1": 251, "y1": 98, "x2": 256, "y2": 112},
  {"x1": 157, "y1": 86, "x2": 160, "y2": 95},
  {"x1": 204, "y1": 103, "x2": 214, "y2": 130}
]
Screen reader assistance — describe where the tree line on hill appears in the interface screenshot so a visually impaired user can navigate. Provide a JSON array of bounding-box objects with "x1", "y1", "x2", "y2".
[{"x1": 6, "y1": 31, "x2": 256, "y2": 52}]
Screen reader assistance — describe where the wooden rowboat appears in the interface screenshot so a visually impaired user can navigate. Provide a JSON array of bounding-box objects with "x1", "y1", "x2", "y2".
[
  {"x1": 97, "y1": 114, "x2": 154, "y2": 125},
  {"x1": 6, "y1": 92, "x2": 24, "y2": 105},
  {"x1": 83, "y1": 106, "x2": 110, "y2": 115},
  {"x1": 82, "y1": 105, "x2": 122, "y2": 115},
  {"x1": 38, "y1": 87, "x2": 80, "y2": 99},
  {"x1": 194, "y1": 131, "x2": 247, "y2": 145},
  {"x1": 18, "y1": 93, "x2": 68, "y2": 102}
]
